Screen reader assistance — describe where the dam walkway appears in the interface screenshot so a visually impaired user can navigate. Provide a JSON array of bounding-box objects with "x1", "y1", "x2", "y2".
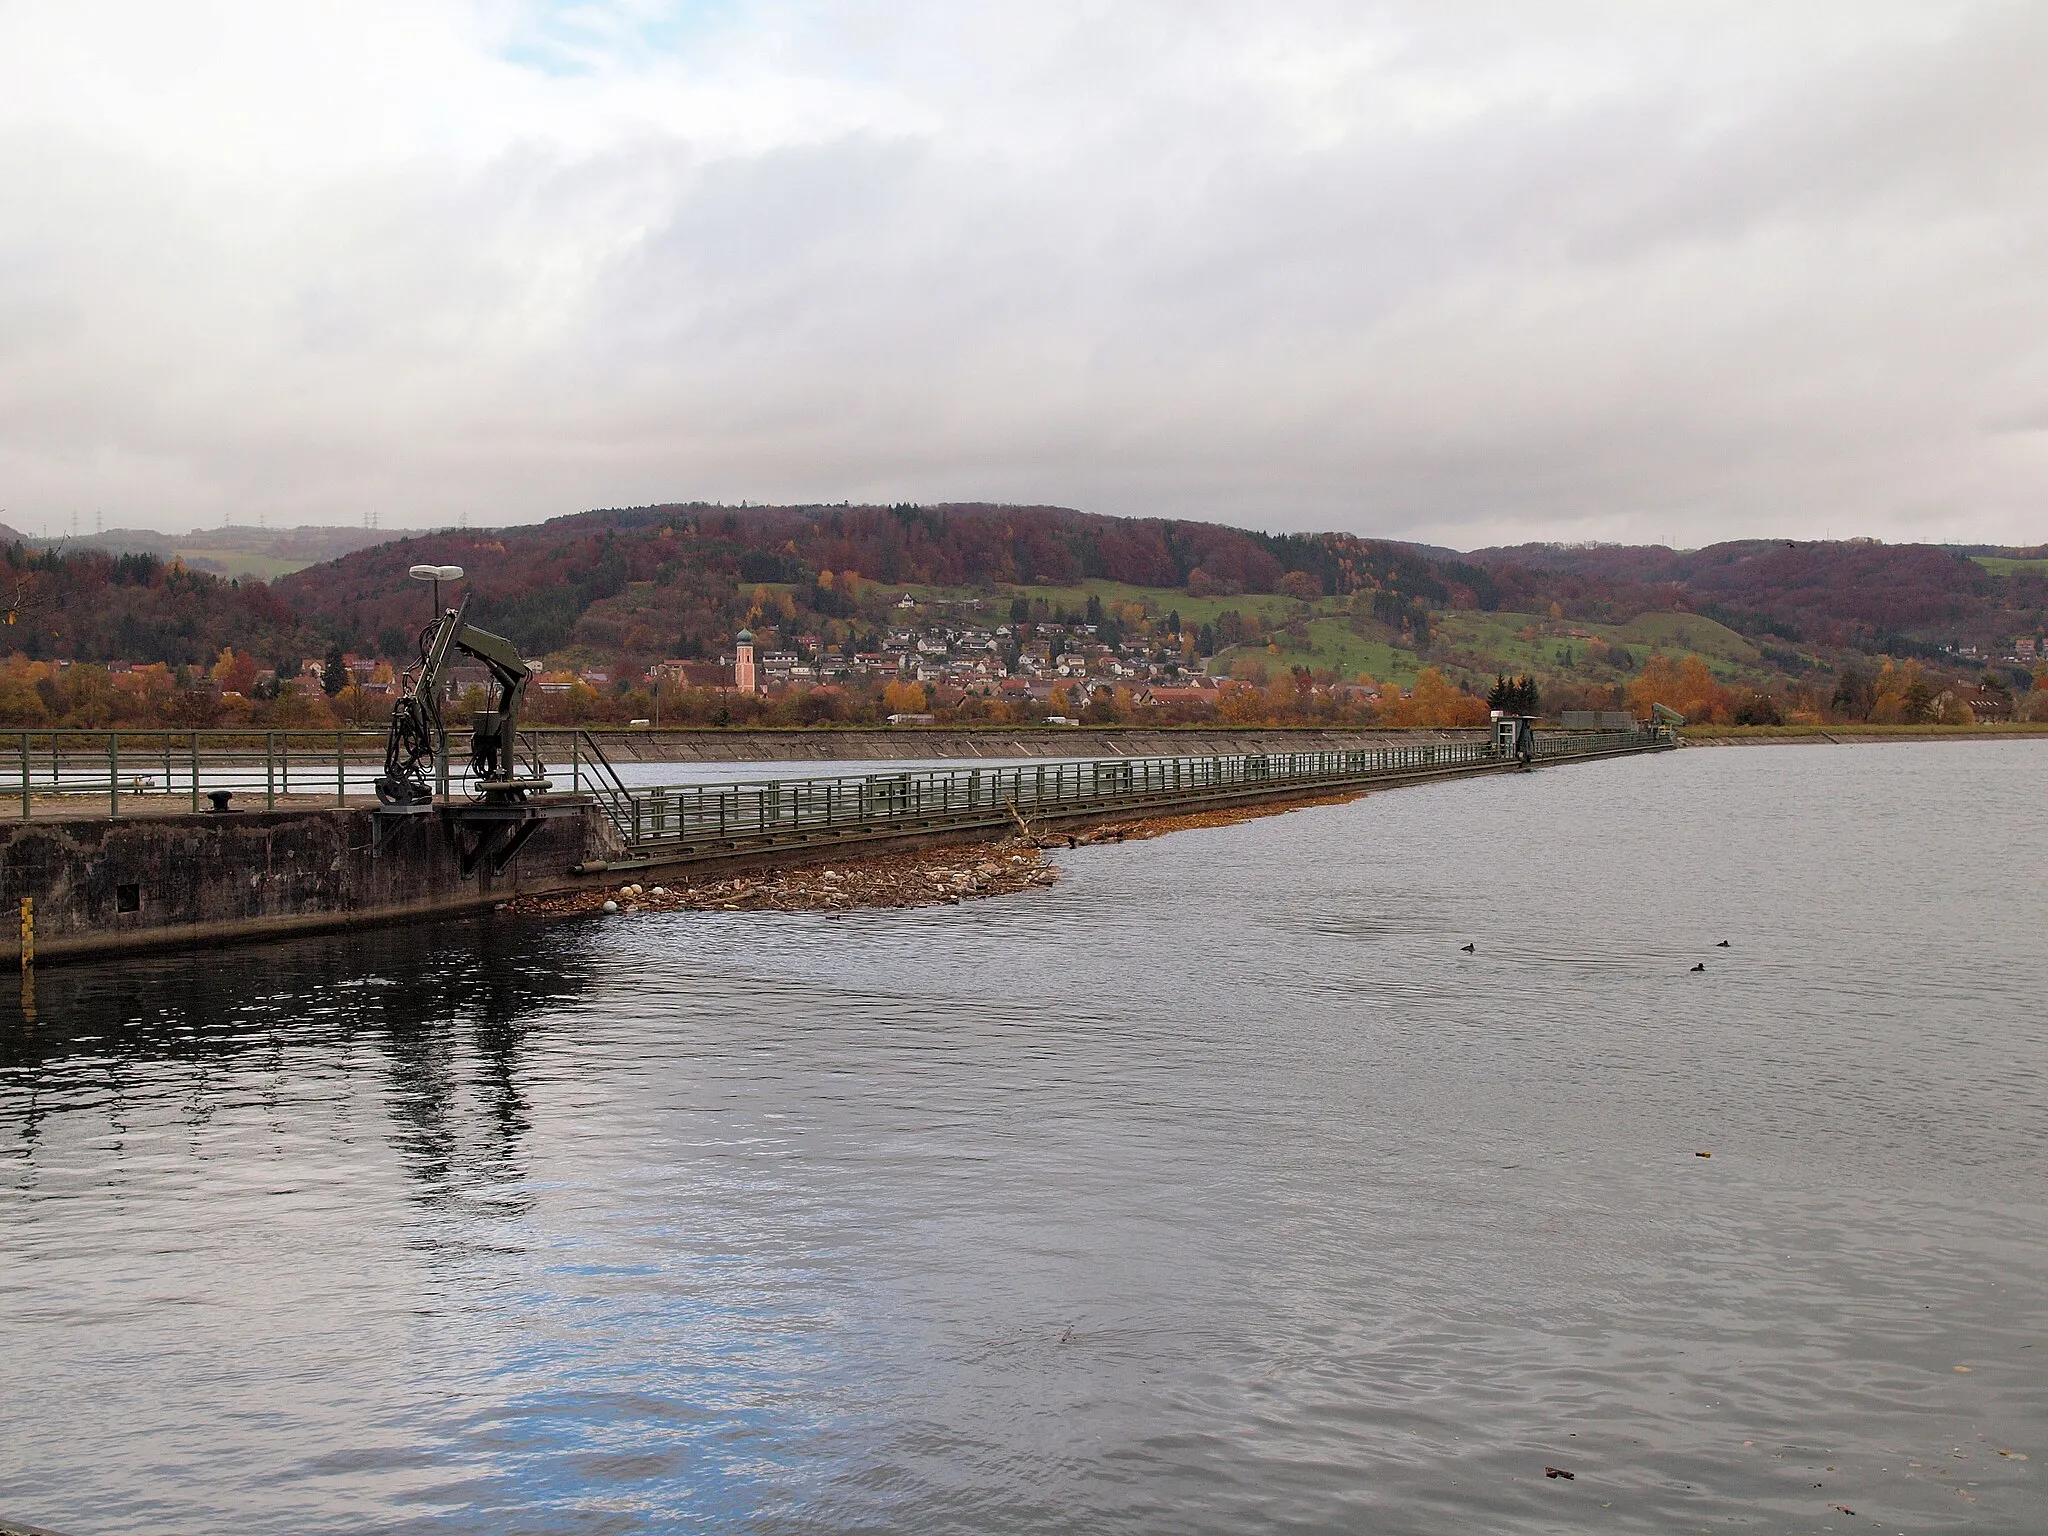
[
  {"x1": 562, "y1": 724, "x2": 1674, "y2": 873},
  {"x1": 0, "y1": 723, "x2": 1673, "y2": 965}
]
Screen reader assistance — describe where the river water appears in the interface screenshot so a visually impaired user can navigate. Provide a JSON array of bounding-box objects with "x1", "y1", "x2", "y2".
[{"x1": 3, "y1": 742, "x2": 2043, "y2": 1534}]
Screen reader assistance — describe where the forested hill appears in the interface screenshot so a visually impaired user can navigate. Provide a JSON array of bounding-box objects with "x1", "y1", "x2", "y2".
[
  {"x1": 269, "y1": 502, "x2": 1505, "y2": 663},
  {"x1": 272, "y1": 503, "x2": 2044, "y2": 669},
  {"x1": 1469, "y1": 539, "x2": 2038, "y2": 649},
  {"x1": 0, "y1": 503, "x2": 2042, "y2": 690},
  {"x1": 0, "y1": 542, "x2": 315, "y2": 666}
]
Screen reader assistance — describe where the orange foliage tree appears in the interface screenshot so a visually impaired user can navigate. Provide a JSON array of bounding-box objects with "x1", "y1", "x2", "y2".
[
  {"x1": 1380, "y1": 668, "x2": 1490, "y2": 727},
  {"x1": 1625, "y1": 654, "x2": 1734, "y2": 724},
  {"x1": 1867, "y1": 659, "x2": 1935, "y2": 724},
  {"x1": 210, "y1": 647, "x2": 260, "y2": 697},
  {"x1": 881, "y1": 679, "x2": 928, "y2": 714}
]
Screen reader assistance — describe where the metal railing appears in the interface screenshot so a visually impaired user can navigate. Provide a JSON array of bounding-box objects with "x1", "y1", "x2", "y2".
[
  {"x1": 3, "y1": 729, "x2": 394, "y2": 815},
  {"x1": 581, "y1": 731, "x2": 1667, "y2": 855},
  {"x1": 0, "y1": 723, "x2": 1668, "y2": 827},
  {"x1": 0, "y1": 724, "x2": 627, "y2": 818},
  {"x1": 1531, "y1": 726, "x2": 1668, "y2": 760},
  {"x1": 534, "y1": 728, "x2": 635, "y2": 829}
]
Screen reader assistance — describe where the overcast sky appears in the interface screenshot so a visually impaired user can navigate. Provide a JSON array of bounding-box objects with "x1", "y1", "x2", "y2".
[{"x1": 1, "y1": 1, "x2": 2043, "y2": 547}]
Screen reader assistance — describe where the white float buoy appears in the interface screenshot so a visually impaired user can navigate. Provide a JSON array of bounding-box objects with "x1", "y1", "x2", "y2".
[{"x1": 602, "y1": 899, "x2": 619, "y2": 913}]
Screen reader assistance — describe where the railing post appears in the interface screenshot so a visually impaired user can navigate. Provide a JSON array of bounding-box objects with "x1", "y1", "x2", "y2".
[
  {"x1": 109, "y1": 732, "x2": 119, "y2": 818},
  {"x1": 337, "y1": 732, "x2": 346, "y2": 806},
  {"x1": 17, "y1": 733, "x2": 26, "y2": 820},
  {"x1": 266, "y1": 732, "x2": 276, "y2": 810},
  {"x1": 191, "y1": 732, "x2": 200, "y2": 812},
  {"x1": 571, "y1": 731, "x2": 581, "y2": 793}
]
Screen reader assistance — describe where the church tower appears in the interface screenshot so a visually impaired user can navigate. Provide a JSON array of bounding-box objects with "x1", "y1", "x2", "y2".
[{"x1": 734, "y1": 629, "x2": 757, "y2": 693}]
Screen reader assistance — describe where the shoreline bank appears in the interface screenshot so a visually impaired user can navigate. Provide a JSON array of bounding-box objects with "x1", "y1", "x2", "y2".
[
  {"x1": 1680, "y1": 724, "x2": 2048, "y2": 746},
  {"x1": 514, "y1": 784, "x2": 1379, "y2": 918}
]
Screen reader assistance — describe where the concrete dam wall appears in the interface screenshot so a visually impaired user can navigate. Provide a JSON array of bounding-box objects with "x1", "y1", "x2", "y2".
[
  {"x1": 2, "y1": 729, "x2": 1672, "y2": 965},
  {"x1": 1, "y1": 801, "x2": 620, "y2": 964},
  {"x1": 575, "y1": 727, "x2": 1491, "y2": 763}
]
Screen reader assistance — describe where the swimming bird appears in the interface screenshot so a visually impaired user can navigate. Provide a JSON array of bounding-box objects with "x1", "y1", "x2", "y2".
[
  {"x1": 1716, "y1": 939, "x2": 1730, "y2": 947},
  {"x1": 1691, "y1": 962, "x2": 1706, "y2": 972},
  {"x1": 1461, "y1": 942, "x2": 1475, "y2": 953}
]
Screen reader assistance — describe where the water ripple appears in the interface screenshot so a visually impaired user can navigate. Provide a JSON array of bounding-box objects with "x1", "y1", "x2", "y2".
[{"x1": 2, "y1": 742, "x2": 2045, "y2": 1532}]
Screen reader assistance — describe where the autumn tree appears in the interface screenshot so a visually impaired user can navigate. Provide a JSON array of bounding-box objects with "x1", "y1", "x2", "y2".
[
  {"x1": 1731, "y1": 691, "x2": 1784, "y2": 725},
  {"x1": 1867, "y1": 659, "x2": 1933, "y2": 724},
  {"x1": 1383, "y1": 668, "x2": 1490, "y2": 727},
  {"x1": 1925, "y1": 688, "x2": 1975, "y2": 725},
  {"x1": 210, "y1": 648, "x2": 259, "y2": 697},
  {"x1": 881, "y1": 679, "x2": 928, "y2": 715},
  {"x1": 1830, "y1": 665, "x2": 1875, "y2": 722},
  {"x1": 333, "y1": 683, "x2": 379, "y2": 728},
  {"x1": 0, "y1": 664, "x2": 48, "y2": 725},
  {"x1": 1625, "y1": 654, "x2": 1733, "y2": 723}
]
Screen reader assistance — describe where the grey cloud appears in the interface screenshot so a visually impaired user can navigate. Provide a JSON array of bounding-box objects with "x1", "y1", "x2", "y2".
[{"x1": 0, "y1": 1, "x2": 2043, "y2": 546}]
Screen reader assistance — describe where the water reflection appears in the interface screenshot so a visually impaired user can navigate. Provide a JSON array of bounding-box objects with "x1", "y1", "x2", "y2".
[
  {"x1": 4, "y1": 744, "x2": 2048, "y2": 1534},
  {"x1": 0, "y1": 914, "x2": 596, "y2": 1214}
]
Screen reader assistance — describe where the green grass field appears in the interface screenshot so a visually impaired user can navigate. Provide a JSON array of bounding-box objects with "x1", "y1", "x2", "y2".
[
  {"x1": 1971, "y1": 556, "x2": 2048, "y2": 578},
  {"x1": 173, "y1": 548, "x2": 317, "y2": 581},
  {"x1": 1434, "y1": 611, "x2": 1763, "y2": 676},
  {"x1": 994, "y1": 579, "x2": 1321, "y2": 628},
  {"x1": 1212, "y1": 622, "x2": 1419, "y2": 686},
  {"x1": 1204, "y1": 608, "x2": 1782, "y2": 689}
]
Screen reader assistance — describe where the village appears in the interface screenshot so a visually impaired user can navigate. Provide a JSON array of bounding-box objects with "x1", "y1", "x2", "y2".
[
  {"x1": 5, "y1": 582, "x2": 2036, "y2": 733},
  {"x1": 629, "y1": 594, "x2": 1303, "y2": 723}
]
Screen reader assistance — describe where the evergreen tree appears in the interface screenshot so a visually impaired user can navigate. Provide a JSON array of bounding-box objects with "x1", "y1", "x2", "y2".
[
  {"x1": 321, "y1": 644, "x2": 347, "y2": 697},
  {"x1": 1487, "y1": 673, "x2": 1540, "y2": 713}
]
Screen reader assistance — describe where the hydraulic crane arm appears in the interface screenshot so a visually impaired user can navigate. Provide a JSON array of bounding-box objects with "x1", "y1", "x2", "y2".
[{"x1": 375, "y1": 592, "x2": 539, "y2": 808}]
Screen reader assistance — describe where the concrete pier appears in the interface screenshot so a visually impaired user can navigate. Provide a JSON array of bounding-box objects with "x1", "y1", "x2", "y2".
[
  {"x1": 2, "y1": 731, "x2": 1671, "y2": 965},
  {"x1": 0, "y1": 798, "x2": 617, "y2": 965},
  {"x1": 571, "y1": 725, "x2": 1492, "y2": 763}
]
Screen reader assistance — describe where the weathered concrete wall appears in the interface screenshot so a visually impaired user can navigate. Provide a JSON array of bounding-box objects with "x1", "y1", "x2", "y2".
[
  {"x1": 0, "y1": 798, "x2": 617, "y2": 963},
  {"x1": 579, "y1": 726, "x2": 1489, "y2": 763}
]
